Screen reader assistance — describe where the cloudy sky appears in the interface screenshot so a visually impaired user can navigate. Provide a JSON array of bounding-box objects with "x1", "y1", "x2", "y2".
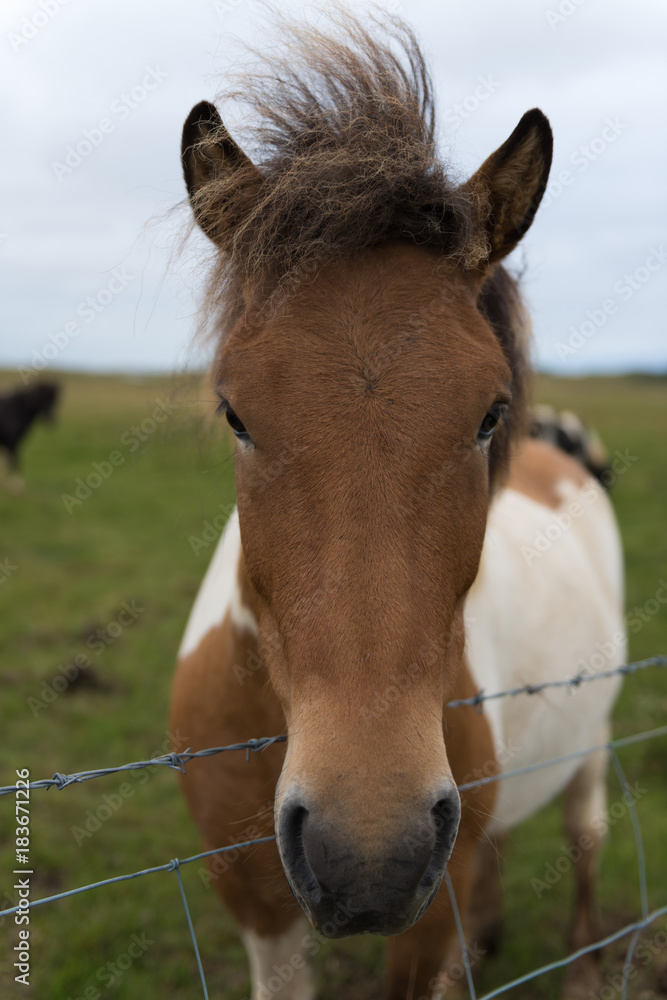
[{"x1": 1, "y1": 0, "x2": 665, "y2": 378}]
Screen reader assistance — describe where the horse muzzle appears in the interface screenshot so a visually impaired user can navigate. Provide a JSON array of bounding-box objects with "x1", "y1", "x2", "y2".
[{"x1": 276, "y1": 782, "x2": 461, "y2": 937}]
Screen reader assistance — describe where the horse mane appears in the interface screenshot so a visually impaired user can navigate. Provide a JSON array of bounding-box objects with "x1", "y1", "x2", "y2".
[
  {"x1": 478, "y1": 266, "x2": 533, "y2": 481},
  {"x1": 196, "y1": 7, "x2": 532, "y2": 466}
]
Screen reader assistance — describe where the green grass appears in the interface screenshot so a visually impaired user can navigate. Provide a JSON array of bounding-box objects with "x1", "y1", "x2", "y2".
[{"x1": 0, "y1": 371, "x2": 665, "y2": 999}]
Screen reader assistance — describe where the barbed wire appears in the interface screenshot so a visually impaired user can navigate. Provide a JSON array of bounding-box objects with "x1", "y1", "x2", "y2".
[
  {"x1": 445, "y1": 655, "x2": 667, "y2": 710},
  {"x1": 2, "y1": 653, "x2": 666, "y2": 998},
  {"x1": 2, "y1": 656, "x2": 664, "y2": 798},
  {"x1": 0, "y1": 836, "x2": 278, "y2": 920},
  {"x1": 0, "y1": 736, "x2": 287, "y2": 797},
  {"x1": 3, "y1": 721, "x2": 665, "y2": 923}
]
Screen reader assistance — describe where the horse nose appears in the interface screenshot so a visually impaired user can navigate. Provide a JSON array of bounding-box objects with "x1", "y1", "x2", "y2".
[{"x1": 277, "y1": 783, "x2": 461, "y2": 937}]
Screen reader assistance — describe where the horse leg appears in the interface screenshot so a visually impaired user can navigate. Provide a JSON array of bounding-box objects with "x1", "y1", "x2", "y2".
[
  {"x1": 240, "y1": 917, "x2": 316, "y2": 1000},
  {"x1": 6, "y1": 447, "x2": 24, "y2": 493},
  {"x1": 172, "y1": 604, "x2": 315, "y2": 999},
  {"x1": 562, "y1": 731, "x2": 610, "y2": 999},
  {"x1": 185, "y1": 762, "x2": 314, "y2": 1000},
  {"x1": 466, "y1": 831, "x2": 506, "y2": 957},
  {"x1": 219, "y1": 862, "x2": 315, "y2": 1000},
  {"x1": 431, "y1": 833, "x2": 505, "y2": 1000}
]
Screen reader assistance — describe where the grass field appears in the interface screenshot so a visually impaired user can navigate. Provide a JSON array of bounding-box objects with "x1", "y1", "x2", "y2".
[{"x1": 0, "y1": 370, "x2": 665, "y2": 999}]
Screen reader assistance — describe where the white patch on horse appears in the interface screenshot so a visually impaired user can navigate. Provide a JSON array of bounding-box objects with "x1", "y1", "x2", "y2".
[
  {"x1": 465, "y1": 481, "x2": 624, "y2": 834},
  {"x1": 178, "y1": 508, "x2": 258, "y2": 659},
  {"x1": 241, "y1": 919, "x2": 315, "y2": 1000}
]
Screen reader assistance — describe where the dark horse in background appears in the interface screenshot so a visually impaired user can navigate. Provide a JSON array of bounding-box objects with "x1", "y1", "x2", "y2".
[{"x1": 0, "y1": 381, "x2": 59, "y2": 487}]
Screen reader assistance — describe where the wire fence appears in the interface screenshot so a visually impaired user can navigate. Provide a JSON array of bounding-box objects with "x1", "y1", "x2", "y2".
[{"x1": 2, "y1": 655, "x2": 667, "y2": 999}]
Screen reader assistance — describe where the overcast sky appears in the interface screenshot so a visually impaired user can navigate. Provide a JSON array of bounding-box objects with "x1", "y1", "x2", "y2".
[{"x1": 1, "y1": 0, "x2": 665, "y2": 378}]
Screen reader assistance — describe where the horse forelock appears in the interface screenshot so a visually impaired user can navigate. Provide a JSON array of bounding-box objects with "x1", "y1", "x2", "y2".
[
  {"x1": 199, "y1": 9, "x2": 489, "y2": 300},
  {"x1": 196, "y1": 8, "x2": 531, "y2": 478}
]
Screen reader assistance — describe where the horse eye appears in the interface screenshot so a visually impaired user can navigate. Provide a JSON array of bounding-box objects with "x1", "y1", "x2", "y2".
[
  {"x1": 225, "y1": 408, "x2": 247, "y2": 437},
  {"x1": 477, "y1": 404, "x2": 507, "y2": 443},
  {"x1": 216, "y1": 395, "x2": 252, "y2": 442}
]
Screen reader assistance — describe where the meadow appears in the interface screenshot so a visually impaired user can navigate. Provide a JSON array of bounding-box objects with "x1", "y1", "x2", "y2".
[{"x1": 0, "y1": 369, "x2": 665, "y2": 999}]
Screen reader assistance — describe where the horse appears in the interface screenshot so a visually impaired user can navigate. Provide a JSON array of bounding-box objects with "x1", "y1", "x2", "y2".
[
  {"x1": 529, "y1": 404, "x2": 611, "y2": 486},
  {"x1": 0, "y1": 380, "x2": 59, "y2": 490},
  {"x1": 170, "y1": 12, "x2": 625, "y2": 999}
]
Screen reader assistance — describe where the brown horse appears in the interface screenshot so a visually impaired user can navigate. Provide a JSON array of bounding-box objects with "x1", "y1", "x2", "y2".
[{"x1": 171, "y1": 12, "x2": 624, "y2": 999}]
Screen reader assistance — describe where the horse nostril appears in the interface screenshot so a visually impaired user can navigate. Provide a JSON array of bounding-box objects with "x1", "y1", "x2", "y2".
[
  {"x1": 433, "y1": 792, "x2": 460, "y2": 827},
  {"x1": 277, "y1": 799, "x2": 321, "y2": 904},
  {"x1": 431, "y1": 786, "x2": 461, "y2": 865},
  {"x1": 414, "y1": 786, "x2": 461, "y2": 895},
  {"x1": 282, "y1": 801, "x2": 306, "y2": 843}
]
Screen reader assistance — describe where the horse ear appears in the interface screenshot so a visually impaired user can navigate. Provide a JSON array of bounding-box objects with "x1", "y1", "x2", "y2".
[
  {"x1": 463, "y1": 109, "x2": 553, "y2": 265},
  {"x1": 181, "y1": 100, "x2": 261, "y2": 245}
]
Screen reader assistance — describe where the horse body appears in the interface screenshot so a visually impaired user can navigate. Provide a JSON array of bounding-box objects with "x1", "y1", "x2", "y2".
[
  {"x1": 172, "y1": 437, "x2": 624, "y2": 997},
  {"x1": 171, "y1": 11, "x2": 624, "y2": 997},
  {"x1": 0, "y1": 381, "x2": 59, "y2": 487},
  {"x1": 465, "y1": 440, "x2": 624, "y2": 834}
]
